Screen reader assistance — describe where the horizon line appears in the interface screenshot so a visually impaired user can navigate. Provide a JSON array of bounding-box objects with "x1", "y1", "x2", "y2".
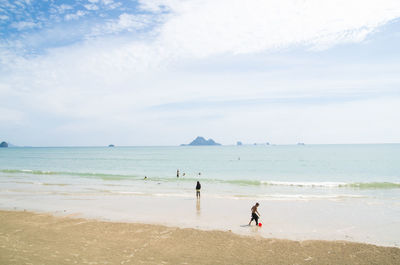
[{"x1": 2, "y1": 142, "x2": 400, "y2": 148}]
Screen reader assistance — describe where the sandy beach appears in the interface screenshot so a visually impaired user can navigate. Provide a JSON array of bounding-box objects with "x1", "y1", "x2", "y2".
[{"x1": 1, "y1": 210, "x2": 399, "y2": 265}]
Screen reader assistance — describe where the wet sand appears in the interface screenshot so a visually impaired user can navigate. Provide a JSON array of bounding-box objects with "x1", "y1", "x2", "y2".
[
  {"x1": 0, "y1": 210, "x2": 399, "y2": 265},
  {"x1": 3, "y1": 192, "x2": 399, "y2": 246}
]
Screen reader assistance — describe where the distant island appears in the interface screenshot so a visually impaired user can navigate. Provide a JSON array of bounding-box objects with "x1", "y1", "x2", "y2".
[
  {"x1": 0, "y1": 141, "x2": 8, "y2": 148},
  {"x1": 182, "y1": 136, "x2": 221, "y2": 146},
  {"x1": 108, "y1": 144, "x2": 115, "y2": 147}
]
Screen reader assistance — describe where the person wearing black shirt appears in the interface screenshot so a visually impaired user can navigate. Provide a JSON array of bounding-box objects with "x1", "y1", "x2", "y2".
[{"x1": 196, "y1": 181, "x2": 201, "y2": 198}]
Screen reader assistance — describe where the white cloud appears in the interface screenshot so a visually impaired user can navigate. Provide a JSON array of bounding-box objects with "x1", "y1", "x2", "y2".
[
  {"x1": 0, "y1": 107, "x2": 24, "y2": 123},
  {"x1": 207, "y1": 97, "x2": 400, "y2": 144},
  {"x1": 13, "y1": 0, "x2": 31, "y2": 8},
  {"x1": 65, "y1": 10, "x2": 87, "y2": 21},
  {"x1": 1, "y1": 0, "x2": 400, "y2": 145},
  {"x1": 10, "y1": 21, "x2": 38, "y2": 30},
  {"x1": 56, "y1": 4, "x2": 74, "y2": 14},
  {"x1": 102, "y1": 0, "x2": 115, "y2": 5},
  {"x1": 147, "y1": 0, "x2": 400, "y2": 57},
  {"x1": 101, "y1": 0, "x2": 121, "y2": 9},
  {"x1": 138, "y1": 0, "x2": 174, "y2": 13},
  {"x1": 90, "y1": 13, "x2": 154, "y2": 36},
  {"x1": 84, "y1": 4, "x2": 99, "y2": 11}
]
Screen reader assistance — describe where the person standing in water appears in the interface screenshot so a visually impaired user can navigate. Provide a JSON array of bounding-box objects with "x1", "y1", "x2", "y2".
[
  {"x1": 248, "y1": 202, "x2": 260, "y2": 226},
  {"x1": 196, "y1": 181, "x2": 201, "y2": 199},
  {"x1": 177, "y1": 169, "x2": 180, "y2": 178}
]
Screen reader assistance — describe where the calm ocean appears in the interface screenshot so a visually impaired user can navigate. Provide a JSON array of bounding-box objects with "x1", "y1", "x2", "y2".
[
  {"x1": 1, "y1": 144, "x2": 399, "y2": 246},
  {"x1": 1, "y1": 144, "x2": 400, "y2": 200}
]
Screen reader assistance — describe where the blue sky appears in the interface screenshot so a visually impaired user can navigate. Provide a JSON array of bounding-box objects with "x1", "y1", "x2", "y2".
[{"x1": 1, "y1": 0, "x2": 400, "y2": 146}]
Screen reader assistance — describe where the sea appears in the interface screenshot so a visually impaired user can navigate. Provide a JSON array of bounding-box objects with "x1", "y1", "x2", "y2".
[{"x1": 1, "y1": 144, "x2": 399, "y2": 246}]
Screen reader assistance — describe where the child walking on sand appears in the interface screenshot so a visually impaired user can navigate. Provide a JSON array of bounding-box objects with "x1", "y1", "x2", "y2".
[{"x1": 248, "y1": 202, "x2": 260, "y2": 226}]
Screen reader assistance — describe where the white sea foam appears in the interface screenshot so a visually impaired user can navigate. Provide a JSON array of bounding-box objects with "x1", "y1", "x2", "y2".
[
  {"x1": 212, "y1": 193, "x2": 366, "y2": 201},
  {"x1": 260, "y1": 181, "x2": 347, "y2": 187}
]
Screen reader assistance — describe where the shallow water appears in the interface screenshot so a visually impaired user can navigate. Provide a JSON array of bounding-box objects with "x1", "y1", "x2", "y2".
[{"x1": 0, "y1": 145, "x2": 399, "y2": 246}]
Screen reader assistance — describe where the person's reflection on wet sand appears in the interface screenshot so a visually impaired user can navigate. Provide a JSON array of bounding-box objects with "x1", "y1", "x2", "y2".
[{"x1": 196, "y1": 199, "x2": 201, "y2": 216}]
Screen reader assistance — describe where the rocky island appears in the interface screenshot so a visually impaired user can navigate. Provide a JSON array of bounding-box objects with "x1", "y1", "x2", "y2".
[
  {"x1": 182, "y1": 136, "x2": 221, "y2": 146},
  {"x1": 0, "y1": 141, "x2": 8, "y2": 148}
]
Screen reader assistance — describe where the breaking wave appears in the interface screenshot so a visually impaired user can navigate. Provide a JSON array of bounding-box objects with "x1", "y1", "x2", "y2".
[{"x1": 1, "y1": 169, "x2": 399, "y2": 189}]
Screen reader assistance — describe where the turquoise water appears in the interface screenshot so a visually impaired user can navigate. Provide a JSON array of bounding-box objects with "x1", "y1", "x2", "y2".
[
  {"x1": 0, "y1": 144, "x2": 399, "y2": 200},
  {"x1": 1, "y1": 144, "x2": 400, "y2": 246}
]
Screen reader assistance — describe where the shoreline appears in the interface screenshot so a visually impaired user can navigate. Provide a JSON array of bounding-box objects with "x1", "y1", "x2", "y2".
[
  {"x1": 1, "y1": 210, "x2": 399, "y2": 265},
  {"x1": 1, "y1": 145, "x2": 399, "y2": 249},
  {"x1": 1, "y1": 191, "x2": 399, "y2": 247}
]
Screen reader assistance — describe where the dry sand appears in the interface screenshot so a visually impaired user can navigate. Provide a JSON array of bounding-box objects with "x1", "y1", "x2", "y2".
[{"x1": 0, "y1": 210, "x2": 399, "y2": 265}]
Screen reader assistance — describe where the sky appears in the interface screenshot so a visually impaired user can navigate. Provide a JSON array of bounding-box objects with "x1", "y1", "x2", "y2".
[{"x1": 0, "y1": 0, "x2": 400, "y2": 146}]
